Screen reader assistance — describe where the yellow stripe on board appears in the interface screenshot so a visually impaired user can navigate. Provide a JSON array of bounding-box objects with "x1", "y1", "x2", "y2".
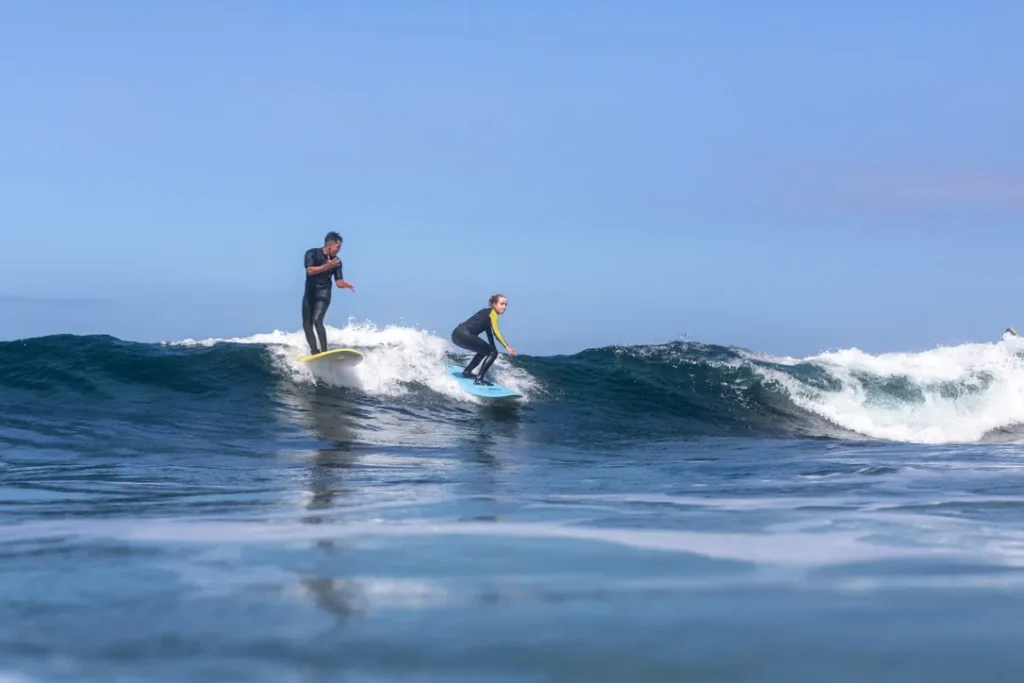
[{"x1": 298, "y1": 348, "x2": 363, "y2": 364}]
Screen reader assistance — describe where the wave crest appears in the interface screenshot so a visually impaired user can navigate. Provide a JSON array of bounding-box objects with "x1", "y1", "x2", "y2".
[{"x1": 5, "y1": 326, "x2": 1024, "y2": 444}]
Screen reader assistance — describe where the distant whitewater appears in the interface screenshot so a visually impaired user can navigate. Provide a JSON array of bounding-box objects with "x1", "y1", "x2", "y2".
[{"x1": 3, "y1": 323, "x2": 1024, "y2": 445}]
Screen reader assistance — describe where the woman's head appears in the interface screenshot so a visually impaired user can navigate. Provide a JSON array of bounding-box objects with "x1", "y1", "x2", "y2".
[{"x1": 489, "y1": 293, "x2": 508, "y2": 314}]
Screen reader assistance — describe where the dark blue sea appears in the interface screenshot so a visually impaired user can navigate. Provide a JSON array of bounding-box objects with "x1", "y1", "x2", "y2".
[{"x1": 5, "y1": 323, "x2": 1024, "y2": 682}]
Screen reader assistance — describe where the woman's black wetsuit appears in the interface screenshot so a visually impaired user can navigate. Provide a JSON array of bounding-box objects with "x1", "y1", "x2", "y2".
[{"x1": 451, "y1": 307, "x2": 510, "y2": 385}]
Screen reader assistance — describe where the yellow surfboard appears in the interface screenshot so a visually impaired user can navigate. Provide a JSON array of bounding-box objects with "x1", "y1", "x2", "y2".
[{"x1": 298, "y1": 348, "x2": 363, "y2": 366}]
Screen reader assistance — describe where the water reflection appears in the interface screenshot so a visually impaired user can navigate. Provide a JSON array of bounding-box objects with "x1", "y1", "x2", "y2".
[
  {"x1": 281, "y1": 384, "x2": 362, "y2": 521},
  {"x1": 269, "y1": 378, "x2": 529, "y2": 626}
]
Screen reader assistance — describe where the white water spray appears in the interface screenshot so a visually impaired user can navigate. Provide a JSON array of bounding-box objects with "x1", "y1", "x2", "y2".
[
  {"x1": 750, "y1": 332, "x2": 1024, "y2": 443},
  {"x1": 168, "y1": 320, "x2": 538, "y2": 402}
]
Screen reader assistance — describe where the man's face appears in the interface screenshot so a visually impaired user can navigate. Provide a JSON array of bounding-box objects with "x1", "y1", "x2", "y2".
[{"x1": 325, "y1": 240, "x2": 341, "y2": 258}]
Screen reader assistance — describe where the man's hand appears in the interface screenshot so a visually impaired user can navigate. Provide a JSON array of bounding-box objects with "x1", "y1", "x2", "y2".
[
  {"x1": 306, "y1": 257, "x2": 343, "y2": 277},
  {"x1": 336, "y1": 280, "x2": 355, "y2": 291},
  {"x1": 312, "y1": 258, "x2": 340, "y2": 275},
  {"x1": 506, "y1": 347, "x2": 517, "y2": 356}
]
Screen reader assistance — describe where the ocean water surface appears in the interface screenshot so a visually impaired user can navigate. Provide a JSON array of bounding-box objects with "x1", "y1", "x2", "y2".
[{"x1": 4, "y1": 324, "x2": 1024, "y2": 681}]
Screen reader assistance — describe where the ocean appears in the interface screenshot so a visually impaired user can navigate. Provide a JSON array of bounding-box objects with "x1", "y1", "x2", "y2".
[{"x1": 4, "y1": 323, "x2": 1024, "y2": 682}]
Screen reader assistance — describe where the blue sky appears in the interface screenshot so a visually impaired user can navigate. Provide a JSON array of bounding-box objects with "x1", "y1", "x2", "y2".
[{"x1": 1, "y1": 1, "x2": 1021, "y2": 356}]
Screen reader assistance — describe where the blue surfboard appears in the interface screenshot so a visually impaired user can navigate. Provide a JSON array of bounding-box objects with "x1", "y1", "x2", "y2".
[{"x1": 446, "y1": 365, "x2": 521, "y2": 399}]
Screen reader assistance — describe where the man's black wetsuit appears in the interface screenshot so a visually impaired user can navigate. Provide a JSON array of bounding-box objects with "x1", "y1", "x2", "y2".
[
  {"x1": 451, "y1": 307, "x2": 509, "y2": 385},
  {"x1": 303, "y1": 247, "x2": 343, "y2": 355}
]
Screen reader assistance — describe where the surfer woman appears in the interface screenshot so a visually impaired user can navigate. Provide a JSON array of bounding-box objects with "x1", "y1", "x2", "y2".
[{"x1": 451, "y1": 294, "x2": 517, "y2": 385}]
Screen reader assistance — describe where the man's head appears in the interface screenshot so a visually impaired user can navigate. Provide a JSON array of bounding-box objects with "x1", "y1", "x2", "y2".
[{"x1": 323, "y1": 231, "x2": 343, "y2": 258}]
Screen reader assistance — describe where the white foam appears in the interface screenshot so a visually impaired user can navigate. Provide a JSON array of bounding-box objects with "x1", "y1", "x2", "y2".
[
  {"x1": 167, "y1": 320, "x2": 538, "y2": 402},
  {"x1": 747, "y1": 332, "x2": 1024, "y2": 444}
]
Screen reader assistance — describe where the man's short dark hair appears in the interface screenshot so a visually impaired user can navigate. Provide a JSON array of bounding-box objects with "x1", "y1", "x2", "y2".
[{"x1": 324, "y1": 231, "x2": 342, "y2": 244}]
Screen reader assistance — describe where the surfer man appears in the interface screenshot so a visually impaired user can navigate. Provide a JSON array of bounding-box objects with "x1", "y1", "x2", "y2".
[
  {"x1": 451, "y1": 294, "x2": 517, "y2": 385},
  {"x1": 302, "y1": 231, "x2": 355, "y2": 355}
]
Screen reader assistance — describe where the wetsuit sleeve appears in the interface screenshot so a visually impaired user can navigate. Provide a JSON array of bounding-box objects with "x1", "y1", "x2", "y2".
[
  {"x1": 334, "y1": 260, "x2": 344, "y2": 282},
  {"x1": 304, "y1": 248, "x2": 316, "y2": 269},
  {"x1": 489, "y1": 309, "x2": 510, "y2": 349}
]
